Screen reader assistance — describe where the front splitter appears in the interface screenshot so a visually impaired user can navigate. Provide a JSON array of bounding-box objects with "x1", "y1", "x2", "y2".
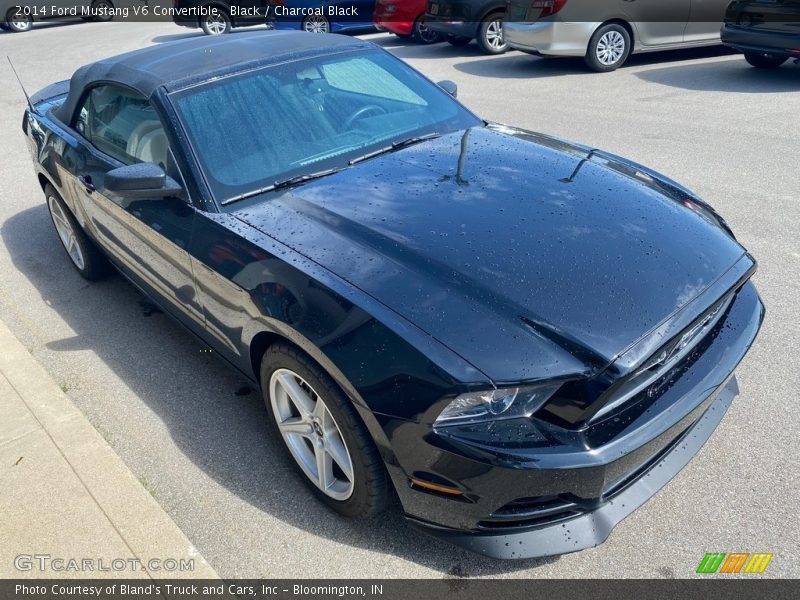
[{"x1": 407, "y1": 376, "x2": 739, "y2": 559}]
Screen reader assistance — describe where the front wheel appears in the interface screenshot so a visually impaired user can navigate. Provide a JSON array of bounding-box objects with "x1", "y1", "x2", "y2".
[
  {"x1": 744, "y1": 52, "x2": 788, "y2": 69},
  {"x1": 302, "y1": 14, "x2": 330, "y2": 33},
  {"x1": 412, "y1": 15, "x2": 441, "y2": 44},
  {"x1": 200, "y1": 10, "x2": 231, "y2": 35},
  {"x1": 45, "y1": 185, "x2": 110, "y2": 281},
  {"x1": 5, "y1": 10, "x2": 32, "y2": 32},
  {"x1": 261, "y1": 343, "x2": 389, "y2": 518},
  {"x1": 477, "y1": 13, "x2": 507, "y2": 54}
]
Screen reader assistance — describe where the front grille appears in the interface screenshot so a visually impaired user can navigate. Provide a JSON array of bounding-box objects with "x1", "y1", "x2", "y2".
[{"x1": 589, "y1": 294, "x2": 733, "y2": 424}]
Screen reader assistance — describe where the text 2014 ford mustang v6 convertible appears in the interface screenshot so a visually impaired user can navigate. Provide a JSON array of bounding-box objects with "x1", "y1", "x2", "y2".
[{"x1": 23, "y1": 31, "x2": 763, "y2": 559}]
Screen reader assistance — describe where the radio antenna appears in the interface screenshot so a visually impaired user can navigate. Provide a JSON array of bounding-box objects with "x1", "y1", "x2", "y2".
[{"x1": 7, "y1": 56, "x2": 35, "y2": 113}]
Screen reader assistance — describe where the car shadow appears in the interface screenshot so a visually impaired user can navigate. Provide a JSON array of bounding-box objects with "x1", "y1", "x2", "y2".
[
  {"x1": 1, "y1": 203, "x2": 559, "y2": 577},
  {"x1": 636, "y1": 55, "x2": 800, "y2": 93},
  {"x1": 368, "y1": 32, "x2": 499, "y2": 60},
  {"x1": 453, "y1": 45, "x2": 738, "y2": 79}
]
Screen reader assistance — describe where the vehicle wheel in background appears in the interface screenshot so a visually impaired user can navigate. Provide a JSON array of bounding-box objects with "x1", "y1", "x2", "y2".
[
  {"x1": 476, "y1": 12, "x2": 507, "y2": 54},
  {"x1": 261, "y1": 343, "x2": 389, "y2": 518},
  {"x1": 302, "y1": 13, "x2": 330, "y2": 33},
  {"x1": 200, "y1": 9, "x2": 231, "y2": 35},
  {"x1": 5, "y1": 10, "x2": 32, "y2": 32},
  {"x1": 89, "y1": 0, "x2": 115, "y2": 22},
  {"x1": 412, "y1": 15, "x2": 442, "y2": 44},
  {"x1": 744, "y1": 52, "x2": 788, "y2": 69},
  {"x1": 45, "y1": 185, "x2": 110, "y2": 281},
  {"x1": 585, "y1": 23, "x2": 631, "y2": 72},
  {"x1": 446, "y1": 35, "x2": 471, "y2": 46}
]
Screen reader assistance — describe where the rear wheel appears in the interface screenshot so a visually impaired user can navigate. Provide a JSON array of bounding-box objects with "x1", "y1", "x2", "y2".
[
  {"x1": 200, "y1": 10, "x2": 231, "y2": 35},
  {"x1": 88, "y1": 0, "x2": 115, "y2": 22},
  {"x1": 476, "y1": 12, "x2": 507, "y2": 54},
  {"x1": 585, "y1": 23, "x2": 631, "y2": 72},
  {"x1": 412, "y1": 15, "x2": 441, "y2": 44},
  {"x1": 5, "y1": 10, "x2": 32, "y2": 32},
  {"x1": 45, "y1": 185, "x2": 110, "y2": 281},
  {"x1": 744, "y1": 52, "x2": 788, "y2": 69},
  {"x1": 261, "y1": 343, "x2": 388, "y2": 518},
  {"x1": 302, "y1": 14, "x2": 330, "y2": 33}
]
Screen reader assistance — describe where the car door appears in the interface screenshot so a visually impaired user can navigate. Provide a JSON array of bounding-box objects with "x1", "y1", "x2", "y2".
[
  {"x1": 683, "y1": 0, "x2": 731, "y2": 42},
  {"x1": 66, "y1": 84, "x2": 205, "y2": 332},
  {"x1": 629, "y1": 0, "x2": 692, "y2": 46}
]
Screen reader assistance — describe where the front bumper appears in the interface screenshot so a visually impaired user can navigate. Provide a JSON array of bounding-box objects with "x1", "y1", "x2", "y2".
[
  {"x1": 504, "y1": 21, "x2": 598, "y2": 56},
  {"x1": 382, "y1": 280, "x2": 763, "y2": 558},
  {"x1": 721, "y1": 24, "x2": 800, "y2": 58}
]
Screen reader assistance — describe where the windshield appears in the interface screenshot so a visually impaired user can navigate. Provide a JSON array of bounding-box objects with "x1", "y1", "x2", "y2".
[{"x1": 171, "y1": 49, "x2": 481, "y2": 205}]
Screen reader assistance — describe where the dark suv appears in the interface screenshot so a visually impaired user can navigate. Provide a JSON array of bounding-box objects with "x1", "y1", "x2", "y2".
[
  {"x1": 721, "y1": 0, "x2": 800, "y2": 68},
  {"x1": 425, "y1": 0, "x2": 508, "y2": 54}
]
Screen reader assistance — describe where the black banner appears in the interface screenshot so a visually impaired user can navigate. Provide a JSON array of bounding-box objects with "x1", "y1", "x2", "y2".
[{"x1": 1, "y1": 579, "x2": 798, "y2": 600}]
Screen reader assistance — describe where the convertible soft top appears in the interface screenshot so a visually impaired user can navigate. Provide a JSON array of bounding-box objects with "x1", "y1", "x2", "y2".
[{"x1": 54, "y1": 31, "x2": 370, "y2": 124}]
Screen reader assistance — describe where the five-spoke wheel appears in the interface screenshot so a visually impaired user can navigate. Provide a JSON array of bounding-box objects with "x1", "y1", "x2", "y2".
[{"x1": 261, "y1": 343, "x2": 388, "y2": 517}]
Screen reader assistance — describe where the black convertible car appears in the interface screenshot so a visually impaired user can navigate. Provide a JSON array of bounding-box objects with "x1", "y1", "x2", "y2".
[{"x1": 23, "y1": 32, "x2": 763, "y2": 559}]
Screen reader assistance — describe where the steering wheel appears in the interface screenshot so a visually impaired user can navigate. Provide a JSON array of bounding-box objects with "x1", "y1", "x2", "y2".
[{"x1": 343, "y1": 105, "x2": 387, "y2": 130}]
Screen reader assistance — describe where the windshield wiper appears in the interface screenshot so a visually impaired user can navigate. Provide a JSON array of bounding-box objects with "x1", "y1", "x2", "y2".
[
  {"x1": 222, "y1": 167, "x2": 343, "y2": 205},
  {"x1": 348, "y1": 132, "x2": 442, "y2": 166}
]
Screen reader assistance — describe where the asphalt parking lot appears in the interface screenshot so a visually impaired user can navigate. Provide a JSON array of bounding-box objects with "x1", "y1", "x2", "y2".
[{"x1": 0, "y1": 21, "x2": 798, "y2": 578}]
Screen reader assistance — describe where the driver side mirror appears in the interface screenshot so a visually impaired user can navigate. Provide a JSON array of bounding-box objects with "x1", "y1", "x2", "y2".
[
  {"x1": 437, "y1": 80, "x2": 458, "y2": 98},
  {"x1": 104, "y1": 162, "x2": 183, "y2": 200}
]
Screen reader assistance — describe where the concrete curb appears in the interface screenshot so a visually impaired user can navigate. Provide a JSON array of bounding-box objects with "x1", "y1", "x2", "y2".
[{"x1": 0, "y1": 319, "x2": 218, "y2": 579}]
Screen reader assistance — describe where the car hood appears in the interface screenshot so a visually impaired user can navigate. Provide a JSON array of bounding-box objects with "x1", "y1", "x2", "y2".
[{"x1": 231, "y1": 125, "x2": 746, "y2": 383}]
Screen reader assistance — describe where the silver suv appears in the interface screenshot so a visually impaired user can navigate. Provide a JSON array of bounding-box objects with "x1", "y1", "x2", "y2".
[{"x1": 504, "y1": 0, "x2": 732, "y2": 72}]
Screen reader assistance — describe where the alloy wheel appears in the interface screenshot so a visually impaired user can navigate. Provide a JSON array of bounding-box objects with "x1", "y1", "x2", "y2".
[
  {"x1": 269, "y1": 368, "x2": 355, "y2": 500},
  {"x1": 204, "y1": 14, "x2": 228, "y2": 35},
  {"x1": 485, "y1": 19, "x2": 505, "y2": 51},
  {"x1": 416, "y1": 19, "x2": 439, "y2": 44},
  {"x1": 596, "y1": 30, "x2": 626, "y2": 66},
  {"x1": 303, "y1": 15, "x2": 329, "y2": 34},
  {"x1": 48, "y1": 196, "x2": 85, "y2": 270}
]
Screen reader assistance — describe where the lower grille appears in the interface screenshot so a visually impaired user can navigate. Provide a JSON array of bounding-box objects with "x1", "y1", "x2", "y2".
[{"x1": 478, "y1": 496, "x2": 582, "y2": 530}]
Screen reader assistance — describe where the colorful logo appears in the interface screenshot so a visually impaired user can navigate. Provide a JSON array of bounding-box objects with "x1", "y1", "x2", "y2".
[{"x1": 696, "y1": 552, "x2": 773, "y2": 574}]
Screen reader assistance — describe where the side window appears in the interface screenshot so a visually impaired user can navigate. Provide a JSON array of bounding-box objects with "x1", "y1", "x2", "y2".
[{"x1": 75, "y1": 85, "x2": 169, "y2": 169}]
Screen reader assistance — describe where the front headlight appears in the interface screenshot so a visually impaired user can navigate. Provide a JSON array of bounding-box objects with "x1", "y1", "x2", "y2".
[{"x1": 433, "y1": 384, "x2": 560, "y2": 428}]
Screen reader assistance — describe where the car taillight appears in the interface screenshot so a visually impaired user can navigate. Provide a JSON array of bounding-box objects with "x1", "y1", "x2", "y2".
[{"x1": 530, "y1": 0, "x2": 568, "y2": 17}]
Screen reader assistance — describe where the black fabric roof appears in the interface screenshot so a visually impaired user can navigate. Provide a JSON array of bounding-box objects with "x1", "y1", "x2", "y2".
[{"x1": 55, "y1": 31, "x2": 370, "y2": 124}]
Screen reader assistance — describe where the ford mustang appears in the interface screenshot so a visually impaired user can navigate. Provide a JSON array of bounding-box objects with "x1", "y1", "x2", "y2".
[{"x1": 22, "y1": 31, "x2": 764, "y2": 559}]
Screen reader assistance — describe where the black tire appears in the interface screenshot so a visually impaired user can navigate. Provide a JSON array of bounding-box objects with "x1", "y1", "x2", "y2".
[
  {"x1": 200, "y1": 9, "x2": 231, "y2": 35},
  {"x1": 5, "y1": 9, "x2": 32, "y2": 32},
  {"x1": 302, "y1": 14, "x2": 330, "y2": 33},
  {"x1": 0, "y1": 22, "x2": 10, "y2": 30},
  {"x1": 446, "y1": 35, "x2": 471, "y2": 47},
  {"x1": 411, "y1": 15, "x2": 442, "y2": 44},
  {"x1": 476, "y1": 12, "x2": 507, "y2": 54},
  {"x1": 260, "y1": 343, "x2": 389, "y2": 518},
  {"x1": 744, "y1": 52, "x2": 788, "y2": 69},
  {"x1": 89, "y1": 0, "x2": 115, "y2": 22},
  {"x1": 44, "y1": 185, "x2": 110, "y2": 281},
  {"x1": 584, "y1": 23, "x2": 631, "y2": 72}
]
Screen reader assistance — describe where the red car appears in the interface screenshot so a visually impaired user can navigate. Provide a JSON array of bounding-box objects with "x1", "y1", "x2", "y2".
[{"x1": 374, "y1": 0, "x2": 445, "y2": 44}]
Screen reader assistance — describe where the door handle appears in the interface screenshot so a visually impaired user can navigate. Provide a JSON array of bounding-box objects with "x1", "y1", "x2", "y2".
[{"x1": 78, "y1": 175, "x2": 95, "y2": 194}]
